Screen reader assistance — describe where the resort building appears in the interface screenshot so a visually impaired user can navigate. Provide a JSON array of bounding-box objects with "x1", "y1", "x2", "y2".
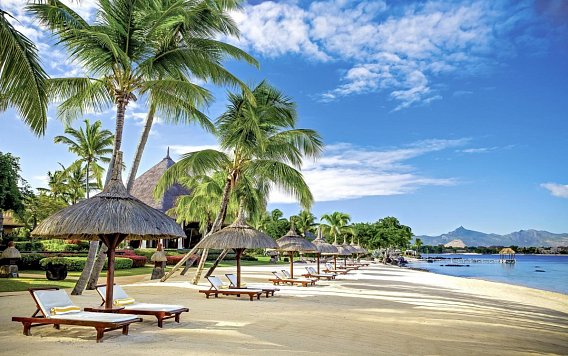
[{"x1": 130, "y1": 149, "x2": 202, "y2": 249}]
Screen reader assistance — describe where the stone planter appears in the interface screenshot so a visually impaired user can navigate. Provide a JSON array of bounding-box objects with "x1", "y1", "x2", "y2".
[{"x1": 45, "y1": 263, "x2": 68, "y2": 281}]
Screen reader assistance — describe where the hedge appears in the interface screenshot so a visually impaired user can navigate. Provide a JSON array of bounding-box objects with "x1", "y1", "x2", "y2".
[
  {"x1": 12, "y1": 240, "x2": 89, "y2": 252},
  {"x1": 134, "y1": 248, "x2": 181, "y2": 260},
  {"x1": 123, "y1": 255, "x2": 147, "y2": 267},
  {"x1": 13, "y1": 241, "x2": 43, "y2": 251},
  {"x1": 19, "y1": 253, "x2": 47, "y2": 269},
  {"x1": 39, "y1": 257, "x2": 133, "y2": 271}
]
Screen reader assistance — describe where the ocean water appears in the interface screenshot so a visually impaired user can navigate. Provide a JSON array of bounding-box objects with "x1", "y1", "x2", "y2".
[{"x1": 409, "y1": 254, "x2": 568, "y2": 294}]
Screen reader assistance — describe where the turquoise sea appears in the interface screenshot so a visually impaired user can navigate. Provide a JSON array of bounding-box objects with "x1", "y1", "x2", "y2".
[{"x1": 409, "y1": 254, "x2": 568, "y2": 295}]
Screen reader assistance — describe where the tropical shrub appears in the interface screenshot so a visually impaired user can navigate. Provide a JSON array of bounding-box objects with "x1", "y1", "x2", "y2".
[
  {"x1": 40, "y1": 257, "x2": 133, "y2": 271},
  {"x1": 19, "y1": 253, "x2": 47, "y2": 269},
  {"x1": 165, "y1": 255, "x2": 184, "y2": 266},
  {"x1": 123, "y1": 255, "x2": 147, "y2": 268},
  {"x1": 13, "y1": 241, "x2": 43, "y2": 251}
]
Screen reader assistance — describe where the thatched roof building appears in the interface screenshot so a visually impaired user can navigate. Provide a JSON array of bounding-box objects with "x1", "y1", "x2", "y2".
[
  {"x1": 130, "y1": 148, "x2": 189, "y2": 213},
  {"x1": 130, "y1": 149, "x2": 195, "y2": 249}
]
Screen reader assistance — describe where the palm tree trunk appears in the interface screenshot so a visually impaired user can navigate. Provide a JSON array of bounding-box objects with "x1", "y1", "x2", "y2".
[
  {"x1": 126, "y1": 102, "x2": 156, "y2": 193},
  {"x1": 85, "y1": 161, "x2": 90, "y2": 199},
  {"x1": 86, "y1": 95, "x2": 129, "y2": 291},
  {"x1": 191, "y1": 179, "x2": 232, "y2": 284},
  {"x1": 0, "y1": 209, "x2": 4, "y2": 239},
  {"x1": 86, "y1": 244, "x2": 107, "y2": 289},
  {"x1": 71, "y1": 240, "x2": 99, "y2": 295}
]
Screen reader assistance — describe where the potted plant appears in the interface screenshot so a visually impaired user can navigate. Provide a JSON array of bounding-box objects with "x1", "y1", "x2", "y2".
[{"x1": 40, "y1": 257, "x2": 68, "y2": 280}]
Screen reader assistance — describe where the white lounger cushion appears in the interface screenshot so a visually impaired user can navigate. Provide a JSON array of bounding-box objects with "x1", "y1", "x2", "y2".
[
  {"x1": 33, "y1": 290, "x2": 76, "y2": 317},
  {"x1": 123, "y1": 303, "x2": 185, "y2": 312},
  {"x1": 208, "y1": 276, "x2": 262, "y2": 293},
  {"x1": 50, "y1": 311, "x2": 138, "y2": 323},
  {"x1": 225, "y1": 274, "x2": 278, "y2": 290},
  {"x1": 96, "y1": 285, "x2": 186, "y2": 311},
  {"x1": 32, "y1": 289, "x2": 137, "y2": 322}
]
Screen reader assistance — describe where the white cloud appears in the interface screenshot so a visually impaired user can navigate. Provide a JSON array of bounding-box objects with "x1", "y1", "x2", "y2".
[
  {"x1": 270, "y1": 138, "x2": 466, "y2": 203},
  {"x1": 541, "y1": 183, "x2": 568, "y2": 199},
  {"x1": 168, "y1": 144, "x2": 221, "y2": 156},
  {"x1": 230, "y1": 0, "x2": 550, "y2": 110}
]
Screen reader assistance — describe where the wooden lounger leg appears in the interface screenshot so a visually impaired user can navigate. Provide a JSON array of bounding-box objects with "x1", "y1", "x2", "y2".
[
  {"x1": 122, "y1": 325, "x2": 129, "y2": 336},
  {"x1": 256, "y1": 293, "x2": 260, "y2": 300},
  {"x1": 157, "y1": 314, "x2": 164, "y2": 328},
  {"x1": 248, "y1": 294, "x2": 254, "y2": 301},
  {"x1": 22, "y1": 322, "x2": 32, "y2": 336},
  {"x1": 175, "y1": 313, "x2": 181, "y2": 323},
  {"x1": 96, "y1": 327, "x2": 105, "y2": 343}
]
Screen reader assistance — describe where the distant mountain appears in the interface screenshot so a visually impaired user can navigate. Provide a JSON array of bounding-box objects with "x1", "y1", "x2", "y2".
[{"x1": 415, "y1": 226, "x2": 568, "y2": 247}]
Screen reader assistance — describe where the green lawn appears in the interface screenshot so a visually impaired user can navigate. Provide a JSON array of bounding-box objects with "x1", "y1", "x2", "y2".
[{"x1": 0, "y1": 257, "x2": 285, "y2": 293}]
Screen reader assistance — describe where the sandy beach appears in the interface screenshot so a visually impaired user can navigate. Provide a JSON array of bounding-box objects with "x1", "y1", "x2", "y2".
[{"x1": 1, "y1": 263, "x2": 567, "y2": 355}]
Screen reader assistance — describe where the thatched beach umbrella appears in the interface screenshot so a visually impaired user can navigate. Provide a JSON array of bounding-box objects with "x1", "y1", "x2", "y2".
[
  {"x1": 311, "y1": 227, "x2": 338, "y2": 274},
  {"x1": 332, "y1": 237, "x2": 352, "y2": 270},
  {"x1": 32, "y1": 152, "x2": 185, "y2": 309},
  {"x1": 195, "y1": 210, "x2": 277, "y2": 288},
  {"x1": 276, "y1": 227, "x2": 316, "y2": 278}
]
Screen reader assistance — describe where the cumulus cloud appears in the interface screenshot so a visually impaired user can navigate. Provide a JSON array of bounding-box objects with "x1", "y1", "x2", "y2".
[
  {"x1": 270, "y1": 138, "x2": 466, "y2": 203},
  {"x1": 229, "y1": 0, "x2": 555, "y2": 110},
  {"x1": 541, "y1": 183, "x2": 568, "y2": 199}
]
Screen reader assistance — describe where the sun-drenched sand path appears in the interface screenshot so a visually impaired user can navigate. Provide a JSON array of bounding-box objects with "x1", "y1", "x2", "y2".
[{"x1": 1, "y1": 263, "x2": 567, "y2": 355}]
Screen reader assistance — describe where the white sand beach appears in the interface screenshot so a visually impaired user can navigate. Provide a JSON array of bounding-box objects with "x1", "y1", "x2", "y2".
[{"x1": 1, "y1": 263, "x2": 567, "y2": 355}]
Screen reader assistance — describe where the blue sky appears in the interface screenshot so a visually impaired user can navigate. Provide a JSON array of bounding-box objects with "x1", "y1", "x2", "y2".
[{"x1": 1, "y1": 0, "x2": 567, "y2": 235}]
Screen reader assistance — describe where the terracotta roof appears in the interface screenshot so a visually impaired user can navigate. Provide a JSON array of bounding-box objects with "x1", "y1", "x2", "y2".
[{"x1": 130, "y1": 150, "x2": 189, "y2": 213}]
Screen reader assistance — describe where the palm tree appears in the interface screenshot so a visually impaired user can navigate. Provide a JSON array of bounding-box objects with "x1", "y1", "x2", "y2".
[
  {"x1": 0, "y1": 8, "x2": 48, "y2": 135},
  {"x1": 125, "y1": 0, "x2": 258, "y2": 193},
  {"x1": 170, "y1": 170, "x2": 268, "y2": 233},
  {"x1": 292, "y1": 210, "x2": 317, "y2": 237},
  {"x1": 320, "y1": 212, "x2": 351, "y2": 244},
  {"x1": 157, "y1": 82, "x2": 322, "y2": 234},
  {"x1": 54, "y1": 119, "x2": 113, "y2": 198},
  {"x1": 29, "y1": 0, "x2": 256, "y2": 182},
  {"x1": 156, "y1": 82, "x2": 323, "y2": 281}
]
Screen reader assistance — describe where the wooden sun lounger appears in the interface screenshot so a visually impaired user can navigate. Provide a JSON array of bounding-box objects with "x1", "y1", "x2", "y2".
[
  {"x1": 89, "y1": 284, "x2": 189, "y2": 328},
  {"x1": 302, "y1": 267, "x2": 336, "y2": 280},
  {"x1": 225, "y1": 274, "x2": 280, "y2": 297},
  {"x1": 269, "y1": 272, "x2": 316, "y2": 287},
  {"x1": 323, "y1": 264, "x2": 349, "y2": 274},
  {"x1": 11, "y1": 287, "x2": 142, "y2": 343},
  {"x1": 199, "y1": 276, "x2": 263, "y2": 301}
]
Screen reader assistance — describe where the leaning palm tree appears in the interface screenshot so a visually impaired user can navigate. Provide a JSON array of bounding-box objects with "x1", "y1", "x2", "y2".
[
  {"x1": 320, "y1": 211, "x2": 351, "y2": 244},
  {"x1": 156, "y1": 82, "x2": 324, "y2": 281},
  {"x1": 54, "y1": 119, "x2": 113, "y2": 198},
  {"x1": 0, "y1": 8, "x2": 48, "y2": 135}
]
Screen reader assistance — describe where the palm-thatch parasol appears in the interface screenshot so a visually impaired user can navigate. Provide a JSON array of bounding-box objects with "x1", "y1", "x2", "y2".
[
  {"x1": 276, "y1": 227, "x2": 317, "y2": 278},
  {"x1": 332, "y1": 236, "x2": 352, "y2": 269},
  {"x1": 195, "y1": 209, "x2": 277, "y2": 288},
  {"x1": 311, "y1": 227, "x2": 338, "y2": 274},
  {"x1": 32, "y1": 152, "x2": 185, "y2": 309}
]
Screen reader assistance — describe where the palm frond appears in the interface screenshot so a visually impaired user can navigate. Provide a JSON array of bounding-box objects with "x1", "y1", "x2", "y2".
[{"x1": 0, "y1": 10, "x2": 48, "y2": 135}]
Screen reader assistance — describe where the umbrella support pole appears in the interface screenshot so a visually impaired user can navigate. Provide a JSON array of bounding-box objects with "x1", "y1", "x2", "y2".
[
  {"x1": 289, "y1": 252, "x2": 294, "y2": 279},
  {"x1": 234, "y1": 248, "x2": 244, "y2": 288},
  {"x1": 103, "y1": 234, "x2": 126, "y2": 310},
  {"x1": 316, "y1": 254, "x2": 320, "y2": 274},
  {"x1": 334, "y1": 255, "x2": 337, "y2": 270}
]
